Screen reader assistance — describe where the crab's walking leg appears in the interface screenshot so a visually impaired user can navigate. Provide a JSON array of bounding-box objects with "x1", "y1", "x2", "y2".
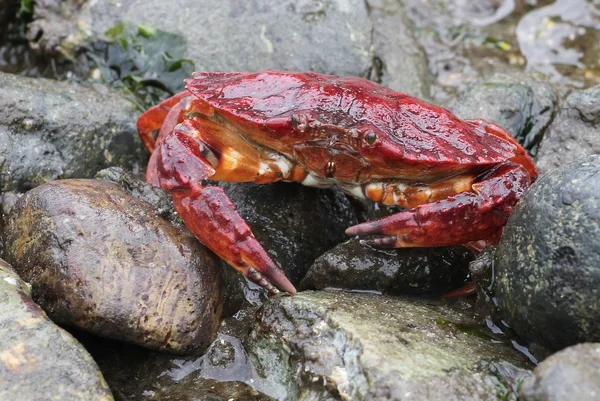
[
  {"x1": 137, "y1": 91, "x2": 190, "y2": 153},
  {"x1": 346, "y1": 162, "x2": 531, "y2": 248},
  {"x1": 153, "y1": 119, "x2": 297, "y2": 295}
]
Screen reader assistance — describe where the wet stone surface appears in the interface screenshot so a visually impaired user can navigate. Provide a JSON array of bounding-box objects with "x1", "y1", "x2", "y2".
[
  {"x1": 520, "y1": 343, "x2": 600, "y2": 401},
  {"x1": 451, "y1": 72, "x2": 558, "y2": 155},
  {"x1": 219, "y1": 181, "x2": 359, "y2": 287},
  {"x1": 536, "y1": 85, "x2": 600, "y2": 174},
  {"x1": 0, "y1": 72, "x2": 146, "y2": 224},
  {"x1": 247, "y1": 291, "x2": 532, "y2": 401},
  {"x1": 2, "y1": 179, "x2": 224, "y2": 354},
  {"x1": 0, "y1": 258, "x2": 114, "y2": 401},
  {"x1": 75, "y1": 311, "x2": 278, "y2": 401},
  {"x1": 301, "y1": 238, "x2": 473, "y2": 295},
  {"x1": 495, "y1": 155, "x2": 600, "y2": 351}
]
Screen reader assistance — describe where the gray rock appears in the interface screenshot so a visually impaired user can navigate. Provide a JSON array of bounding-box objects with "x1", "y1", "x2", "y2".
[
  {"x1": 366, "y1": 0, "x2": 430, "y2": 97},
  {"x1": 536, "y1": 85, "x2": 600, "y2": 174},
  {"x1": 247, "y1": 291, "x2": 532, "y2": 401},
  {"x1": 2, "y1": 179, "x2": 224, "y2": 354},
  {"x1": 220, "y1": 182, "x2": 358, "y2": 287},
  {"x1": 28, "y1": 0, "x2": 373, "y2": 78},
  {"x1": 451, "y1": 72, "x2": 558, "y2": 155},
  {"x1": 0, "y1": 258, "x2": 114, "y2": 401},
  {"x1": 520, "y1": 343, "x2": 600, "y2": 401},
  {"x1": 0, "y1": 71, "x2": 146, "y2": 220},
  {"x1": 495, "y1": 155, "x2": 600, "y2": 351},
  {"x1": 27, "y1": 0, "x2": 432, "y2": 98},
  {"x1": 300, "y1": 238, "x2": 473, "y2": 295}
]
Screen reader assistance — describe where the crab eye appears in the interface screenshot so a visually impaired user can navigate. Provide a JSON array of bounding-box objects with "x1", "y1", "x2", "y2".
[{"x1": 365, "y1": 132, "x2": 377, "y2": 145}]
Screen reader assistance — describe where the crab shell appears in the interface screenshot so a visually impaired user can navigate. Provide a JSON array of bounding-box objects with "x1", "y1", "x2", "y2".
[
  {"x1": 183, "y1": 71, "x2": 531, "y2": 184},
  {"x1": 137, "y1": 70, "x2": 537, "y2": 295}
]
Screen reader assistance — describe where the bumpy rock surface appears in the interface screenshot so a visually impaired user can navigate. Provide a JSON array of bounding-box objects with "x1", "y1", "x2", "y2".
[
  {"x1": 520, "y1": 343, "x2": 600, "y2": 401},
  {"x1": 451, "y1": 72, "x2": 558, "y2": 155},
  {"x1": 301, "y1": 238, "x2": 473, "y2": 295},
  {"x1": 0, "y1": 258, "x2": 114, "y2": 401},
  {"x1": 0, "y1": 72, "x2": 146, "y2": 222},
  {"x1": 536, "y1": 85, "x2": 600, "y2": 174},
  {"x1": 220, "y1": 182, "x2": 358, "y2": 286},
  {"x1": 3, "y1": 179, "x2": 223, "y2": 354},
  {"x1": 0, "y1": 72, "x2": 145, "y2": 193},
  {"x1": 495, "y1": 155, "x2": 600, "y2": 351},
  {"x1": 247, "y1": 291, "x2": 531, "y2": 401}
]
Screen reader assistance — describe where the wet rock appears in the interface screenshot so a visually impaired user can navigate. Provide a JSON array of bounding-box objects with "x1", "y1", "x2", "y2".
[
  {"x1": 520, "y1": 343, "x2": 600, "y2": 401},
  {"x1": 96, "y1": 166, "x2": 181, "y2": 226},
  {"x1": 300, "y1": 238, "x2": 473, "y2": 295},
  {"x1": 495, "y1": 155, "x2": 600, "y2": 351},
  {"x1": 0, "y1": 258, "x2": 114, "y2": 401},
  {"x1": 536, "y1": 85, "x2": 600, "y2": 174},
  {"x1": 247, "y1": 291, "x2": 532, "y2": 401},
  {"x1": 76, "y1": 314, "x2": 278, "y2": 401},
  {"x1": 28, "y1": 0, "x2": 373, "y2": 78},
  {"x1": 0, "y1": 72, "x2": 146, "y2": 221},
  {"x1": 3, "y1": 179, "x2": 223, "y2": 354},
  {"x1": 220, "y1": 182, "x2": 358, "y2": 287},
  {"x1": 451, "y1": 72, "x2": 558, "y2": 155}
]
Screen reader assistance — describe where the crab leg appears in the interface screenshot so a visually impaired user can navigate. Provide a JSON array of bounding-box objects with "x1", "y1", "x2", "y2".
[
  {"x1": 346, "y1": 162, "x2": 531, "y2": 247},
  {"x1": 137, "y1": 91, "x2": 190, "y2": 153},
  {"x1": 153, "y1": 119, "x2": 297, "y2": 295}
]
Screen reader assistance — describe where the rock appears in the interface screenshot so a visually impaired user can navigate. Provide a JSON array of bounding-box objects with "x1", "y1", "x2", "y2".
[
  {"x1": 366, "y1": 0, "x2": 430, "y2": 97},
  {"x1": 75, "y1": 312, "x2": 279, "y2": 401},
  {"x1": 495, "y1": 155, "x2": 600, "y2": 351},
  {"x1": 300, "y1": 238, "x2": 473, "y2": 295},
  {"x1": 3, "y1": 179, "x2": 223, "y2": 354},
  {"x1": 220, "y1": 182, "x2": 359, "y2": 287},
  {"x1": 451, "y1": 72, "x2": 558, "y2": 155},
  {"x1": 247, "y1": 291, "x2": 532, "y2": 401},
  {"x1": 536, "y1": 85, "x2": 600, "y2": 174},
  {"x1": 520, "y1": 343, "x2": 600, "y2": 401},
  {"x1": 0, "y1": 72, "x2": 146, "y2": 222},
  {"x1": 28, "y1": 0, "x2": 373, "y2": 78},
  {"x1": 26, "y1": 0, "x2": 433, "y2": 98},
  {"x1": 95, "y1": 167, "x2": 271, "y2": 315},
  {"x1": 0, "y1": 258, "x2": 114, "y2": 401}
]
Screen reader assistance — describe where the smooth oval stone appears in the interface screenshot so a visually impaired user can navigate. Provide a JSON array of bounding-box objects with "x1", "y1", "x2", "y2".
[{"x1": 3, "y1": 179, "x2": 224, "y2": 354}]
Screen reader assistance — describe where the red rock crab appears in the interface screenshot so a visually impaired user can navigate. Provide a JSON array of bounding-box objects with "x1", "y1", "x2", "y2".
[{"x1": 137, "y1": 71, "x2": 537, "y2": 295}]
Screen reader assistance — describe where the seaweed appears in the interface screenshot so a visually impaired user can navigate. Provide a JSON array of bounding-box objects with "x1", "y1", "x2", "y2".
[{"x1": 88, "y1": 23, "x2": 194, "y2": 111}]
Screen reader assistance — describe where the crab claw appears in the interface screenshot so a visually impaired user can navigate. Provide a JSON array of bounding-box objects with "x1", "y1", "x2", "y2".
[
  {"x1": 154, "y1": 122, "x2": 296, "y2": 295},
  {"x1": 171, "y1": 187, "x2": 296, "y2": 295},
  {"x1": 346, "y1": 162, "x2": 530, "y2": 248}
]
